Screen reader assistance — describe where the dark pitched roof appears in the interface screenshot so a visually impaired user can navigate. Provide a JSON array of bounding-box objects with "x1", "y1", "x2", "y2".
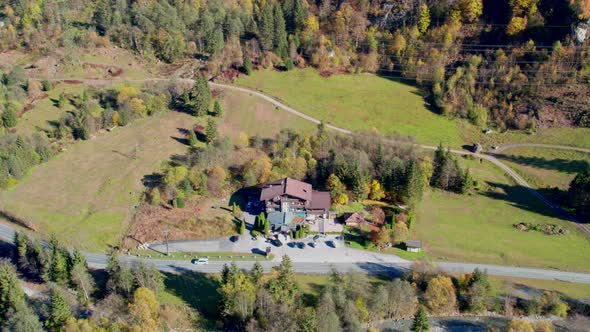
[
  {"x1": 260, "y1": 178, "x2": 312, "y2": 202},
  {"x1": 309, "y1": 191, "x2": 331, "y2": 210}
]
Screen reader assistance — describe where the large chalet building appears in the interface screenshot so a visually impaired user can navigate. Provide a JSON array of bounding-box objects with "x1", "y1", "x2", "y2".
[{"x1": 259, "y1": 178, "x2": 331, "y2": 231}]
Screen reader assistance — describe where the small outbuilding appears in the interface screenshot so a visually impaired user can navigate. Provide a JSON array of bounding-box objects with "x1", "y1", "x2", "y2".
[
  {"x1": 405, "y1": 240, "x2": 422, "y2": 253},
  {"x1": 472, "y1": 143, "x2": 483, "y2": 153},
  {"x1": 343, "y1": 212, "x2": 366, "y2": 228}
]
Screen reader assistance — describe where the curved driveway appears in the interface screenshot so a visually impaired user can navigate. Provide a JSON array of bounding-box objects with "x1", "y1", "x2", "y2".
[{"x1": 210, "y1": 82, "x2": 590, "y2": 237}]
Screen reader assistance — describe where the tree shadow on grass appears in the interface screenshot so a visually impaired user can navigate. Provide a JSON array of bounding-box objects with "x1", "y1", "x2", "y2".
[
  {"x1": 494, "y1": 154, "x2": 590, "y2": 175},
  {"x1": 481, "y1": 181, "x2": 570, "y2": 222},
  {"x1": 163, "y1": 266, "x2": 222, "y2": 320}
]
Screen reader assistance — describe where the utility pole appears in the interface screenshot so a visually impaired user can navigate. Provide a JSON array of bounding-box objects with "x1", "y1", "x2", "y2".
[{"x1": 163, "y1": 229, "x2": 170, "y2": 256}]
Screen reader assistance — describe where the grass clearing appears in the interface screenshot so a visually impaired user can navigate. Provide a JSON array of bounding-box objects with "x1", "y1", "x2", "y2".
[
  {"x1": 488, "y1": 276, "x2": 590, "y2": 301},
  {"x1": 462, "y1": 123, "x2": 590, "y2": 150},
  {"x1": 413, "y1": 157, "x2": 590, "y2": 272},
  {"x1": 216, "y1": 88, "x2": 314, "y2": 142},
  {"x1": 235, "y1": 68, "x2": 463, "y2": 146},
  {"x1": 15, "y1": 83, "x2": 85, "y2": 136},
  {"x1": 0, "y1": 111, "x2": 196, "y2": 252},
  {"x1": 496, "y1": 147, "x2": 590, "y2": 190}
]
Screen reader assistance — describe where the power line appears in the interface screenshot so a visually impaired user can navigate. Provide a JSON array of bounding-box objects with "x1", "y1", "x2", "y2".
[
  {"x1": 377, "y1": 66, "x2": 583, "y2": 75},
  {"x1": 376, "y1": 73, "x2": 588, "y2": 86}
]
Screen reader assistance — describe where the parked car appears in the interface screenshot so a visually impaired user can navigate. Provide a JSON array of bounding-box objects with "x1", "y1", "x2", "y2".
[
  {"x1": 313, "y1": 234, "x2": 325, "y2": 242},
  {"x1": 192, "y1": 258, "x2": 209, "y2": 265},
  {"x1": 327, "y1": 240, "x2": 339, "y2": 248}
]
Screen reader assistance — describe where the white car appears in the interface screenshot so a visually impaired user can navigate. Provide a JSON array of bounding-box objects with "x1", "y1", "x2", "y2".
[{"x1": 192, "y1": 257, "x2": 209, "y2": 265}]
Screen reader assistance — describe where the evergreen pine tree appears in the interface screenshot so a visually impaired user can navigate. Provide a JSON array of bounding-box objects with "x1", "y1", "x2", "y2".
[
  {"x1": 403, "y1": 160, "x2": 425, "y2": 206},
  {"x1": 239, "y1": 219, "x2": 245, "y2": 235},
  {"x1": 250, "y1": 261, "x2": 264, "y2": 284},
  {"x1": 293, "y1": 0, "x2": 306, "y2": 32},
  {"x1": 3, "y1": 305, "x2": 43, "y2": 332},
  {"x1": 259, "y1": 2, "x2": 275, "y2": 51},
  {"x1": 263, "y1": 217, "x2": 270, "y2": 234},
  {"x1": 57, "y1": 92, "x2": 67, "y2": 109},
  {"x1": 2, "y1": 106, "x2": 17, "y2": 128},
  {"x1": 191, "y1": 74, "x2": 211, "y2": 116},
  {"x1": 0, "y1": 261, "x2": 26, "y2": 318},
  {"x1": 46, "y1": 287, "x2": 72, "y2": 331},
  {"x1": 212, "y1": 99, "x2": 223, "y2": 117},
  {"x1": 569, "y1": 168, "x2": 590, "y2": 218},
  {"x1": 188, "y1": 129, "x2": 198, "y2": 147},
  {"x1": 411, "y1": 306, "x2": 429, "y2": 332},
  {"x1": 205, "y1": 118, "x2": 217, "y2": 143},
  {"x1": 243, "y1": 56, "x2": 253, "y2": 75},
  {"x1": 47, "y1": 236, "x2": 69, "y2": 285},
  {"x1": 273, "y1": 4, "x2": 288, "y2": 59}
]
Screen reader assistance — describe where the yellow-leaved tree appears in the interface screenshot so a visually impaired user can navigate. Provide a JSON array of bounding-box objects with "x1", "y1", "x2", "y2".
[
  {"x1": 425, "y1": 276, "x2": 457, "y2": 314},
  {"x1": 129, "y1": 287, "x2": 160, "y2": 332}
]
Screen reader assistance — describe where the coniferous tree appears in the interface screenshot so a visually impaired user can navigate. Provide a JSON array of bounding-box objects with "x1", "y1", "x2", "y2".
[
  {"x1": 569, "y1": 168, "x2": 590, "y2": 218},
  {"x1": 191, "y1": 75, "x2": 211, "y2": 116},
  {"x1": 243, "y1": 56, "x2": 253, "y2": 75},
  {"x1": 403, "y1": 159, "x2": 425, "y2": 206},
  {"x1": 46, "y1": 236, "x2": 69, "y2": 285},
  {"x1": 212, "y1": 99, "x2": 223, "y2": 117},
  {"x1": 105, "y1": 253, "x2": 134, "y2": 297},
  {"x1": 259, "y1": 3, "x2": 275, "y2": 52},
  {"x1": 205, "y1": 118, "x2": 217, "y2": 143},
  {"x1": 268, "y1": 255, "x2": 299, "y2": 303},
  {"x1": 250, "y1": 262, "x2": 264, "y2": 285},
  {"x1": 293, "y1": 0, "x2": 306, "y2": 32},
  {"x1": 3, "y1": 305, "x2": 43, "y2": 332},
  {"x1": 411, "y1": 306, "x2": 429, "y2": 332},
  {"x1": 2, "y1": 106, "x2": 17, "y2": 128},
  {"x1": 0, "y1": 260, "x2": 26, "y2": 318},
  {"x1": 188, "y1": 129, "x2": 198, "y2": 147},
  {"x1": 273, "y1": 4, "x2": 288, "y2": 59},
  {"x1": 46, "y1": 287, "x2": 72, "y2": 331},
  {"x1": 239, "y1": 219, "x2": 245, "y2": 235}
]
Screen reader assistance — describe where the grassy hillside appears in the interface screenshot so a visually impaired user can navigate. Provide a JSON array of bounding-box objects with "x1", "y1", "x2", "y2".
[
  {"x1": 0, "y1": 111, "x2": 195, "y2": 251},
  {"x1": 0, "y1": 87, "x2": 314, "y2": 251},
  {"x1": 496, "y1": 147, "x2": 590, "y2": 190},
  {"x1": 463, "y1": 125, "x2": 590, "y2": 150},
  {"x1": 14, "y1": 83, "x2": 85, "y2": 136},
  {"x1": 216, "y1": 89, "x2": 314, "y2": 142},
  {"x1": 414, "y1": 157, "x2": 590, "y2": 272},
  {"x1": 235, "y1": 68, "x2": 464, "y2": 146}
]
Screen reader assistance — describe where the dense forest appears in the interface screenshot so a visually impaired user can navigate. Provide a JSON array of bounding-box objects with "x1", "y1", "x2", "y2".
[{"x1": 2, "y1": 0, "x2": 590, "y2": 131}]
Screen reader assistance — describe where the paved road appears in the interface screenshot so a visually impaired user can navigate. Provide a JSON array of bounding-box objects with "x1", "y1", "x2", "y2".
[{"x1": 2, "y1": 223, "x2": 590, "y2": 283}]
